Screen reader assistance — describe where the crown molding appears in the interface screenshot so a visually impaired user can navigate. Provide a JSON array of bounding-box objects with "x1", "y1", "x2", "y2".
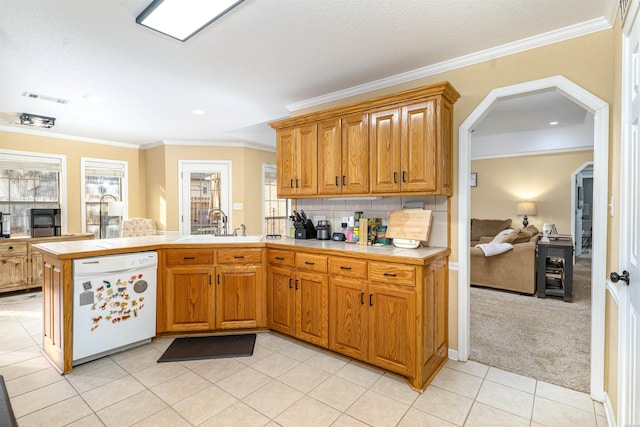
[
  {"x1": 286, "y1": 17, "x2": 612, "y2": 113},
  {"x1": 157, "y1": 139, "x2": 275, "y2": 152},
  {"x1": 0, "y1": 125, "x2": 140, "y2": 149}
]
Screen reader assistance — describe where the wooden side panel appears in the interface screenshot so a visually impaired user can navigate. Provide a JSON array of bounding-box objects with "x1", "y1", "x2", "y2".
[
  {"x1": 341, "y1": 113, "x2": 369, "y2": 194},
  {"x1": 317, "y1": 118, "x2": 342, "y2": 195},
  {"x1": 401, "y1": 100, "x2": 437, "y2": 193},
  {"x1": 368, "y1": 282, "x2": 415, "y2": 376},
  {"x1": 165, "y1": 267, "x2": 214, "y2": 331},
  {"x1": 296, "y1": 124, "x2": 318, "y2": 196},
  {"x1": 439, "y1": 98, "x2": 454, "y2": 196},
  {"x1": 267, "y1": 265, "x2": 295, "y2": 336},
  {"x1": 216, "y1": 266, "x2": 263, "y2": 329},
  {"x1": 41, "y1": 255, "x2": 69, "y2": 373},
  {"x1": 328, "y1": 277, "x2": 368, "y2": 362},
  {"x1": 295, "y1": 271, "x2": 328, "y2": 347},
  {"x1": 30, "y1": 251, "x2": 43, "y2": 287},
  {"x1": 370, "y1": 108, "x2": 401, "y2": 193}
]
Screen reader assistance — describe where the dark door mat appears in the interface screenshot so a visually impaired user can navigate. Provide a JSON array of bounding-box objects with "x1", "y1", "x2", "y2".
[{"x1": 157, "y1": 334, "x2": 256, "y2": 363}]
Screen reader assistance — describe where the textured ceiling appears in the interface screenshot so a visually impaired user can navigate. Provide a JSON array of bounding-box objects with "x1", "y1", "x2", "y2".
[{"x1": 0, "y1": 0, "x2": 613, "y2": 148}]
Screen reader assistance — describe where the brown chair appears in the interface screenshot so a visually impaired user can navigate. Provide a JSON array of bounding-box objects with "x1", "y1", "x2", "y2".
[{"x1": 121, "y1": 218, "x2": 154, "y2": 237}]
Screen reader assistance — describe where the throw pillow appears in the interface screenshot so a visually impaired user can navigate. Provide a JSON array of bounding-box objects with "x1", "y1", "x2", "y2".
[{"x1": 498, "y1": 225, "x2": 539, "y2": 244}]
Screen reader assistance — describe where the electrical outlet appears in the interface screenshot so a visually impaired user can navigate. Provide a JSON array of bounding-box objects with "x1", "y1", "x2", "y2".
[
  {"x1": 342, "y1": 216, "x2": 349, "y2": 224},
  {"x1": 233, "y1": 203, "x2": 243, "y2": 210}
]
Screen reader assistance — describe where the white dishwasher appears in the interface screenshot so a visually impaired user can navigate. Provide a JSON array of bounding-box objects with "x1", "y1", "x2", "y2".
[{"x1": 72, "y1": 251, "x2": 157, "y2": 365}]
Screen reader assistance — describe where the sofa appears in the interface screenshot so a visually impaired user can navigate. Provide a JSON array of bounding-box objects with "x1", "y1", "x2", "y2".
[{"x1": 470, "y1": 218, "x2": 539, "y2": 294}]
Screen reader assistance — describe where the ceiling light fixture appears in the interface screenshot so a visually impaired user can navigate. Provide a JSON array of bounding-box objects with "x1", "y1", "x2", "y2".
[
  {"x1": 549, "y1": 121, "x2": 559, "y2": 125},
  {"x1": 192, "y1": 109, "x2": 205, "y2": 115},
  {"x1": 19, "y1": 113, "x2": 56, "y2": 128},
  {"x1": 136, "y1": 0, "x2": 245, "y2": 42}
]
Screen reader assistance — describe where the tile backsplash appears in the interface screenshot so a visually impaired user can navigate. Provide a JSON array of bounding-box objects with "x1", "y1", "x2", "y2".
[{"x1": 295, "y1": 195, "x2": 449, "y2": 248}]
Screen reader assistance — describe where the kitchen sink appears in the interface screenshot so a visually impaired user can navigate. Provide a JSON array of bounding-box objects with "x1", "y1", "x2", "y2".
[{"x1": 175, "y1": 235, "x2": 263, "y2": 244}]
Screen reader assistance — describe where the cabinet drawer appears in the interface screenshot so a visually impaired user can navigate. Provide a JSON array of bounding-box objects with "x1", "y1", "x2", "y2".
[
  {"x1": 268, "y1": 250, "x2": 295, "y2": 267},
  {"x1": 296, "y1": 253, "x2": 328, "y2": 273},
  {"x1": 0, "y1": 242, "x2": 27, "y2": 256},
  {"x1": 165, "y1": 249, "x2": 214, "y2": 266},
  {"x1": 217, "y1": 248, "x2": 262, "y2": 264},
  {"x1": 369, "y1": 262, "x2": 415, "y2": 286},
  {"x1": 329, "y1": 257, "x2": 367, "y2": 279}
]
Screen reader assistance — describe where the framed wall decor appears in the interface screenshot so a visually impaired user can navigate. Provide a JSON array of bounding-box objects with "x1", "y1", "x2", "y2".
[{"x1": 470, "y1": 173, "x2": 477, "y2": 187}]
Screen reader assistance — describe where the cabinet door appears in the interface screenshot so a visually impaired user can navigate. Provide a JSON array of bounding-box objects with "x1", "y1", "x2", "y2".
[
  {"x1": 165, "y1": 267, "x2": 214, "y2": 332},
  {"x1": 267, "y1": 265, "x2": 296, "y2": 336},
  {"x1": 0, "y1": 255, "x2": 28, "y2": 291},
  {"x1": 215, "y1": 265, "x2": 264, "y2": 329},
  {"x1": 328, "y1": 276, "x2": 368, "y2": 362},
  {"x1": 370, "y1": 108, "x2": 401, "y2": 193},
  {"x1": 296, "y1": 123, "x2": 318, "y2": 196},
  {"x1": 295, "y1": 271, "x2": 329, "y2": 347},
  {"x1": 31, "y1": 251, "x2": 44, "y2": 288},
  {"x1": 400, "y1": 100, "x2": 437, "y2": 192},
  {"x1": 341, "y1": 113, "x2": 369, "y2": 194},
  {"x1": 317, "y1": 118, "x2": 342, "y2": 195},
  {"x1": 368, "y1": 282, "x2": 415, "y2": 376},
  {"x1": 276, "y1": 128, "x2": 297, "y2": 197}
]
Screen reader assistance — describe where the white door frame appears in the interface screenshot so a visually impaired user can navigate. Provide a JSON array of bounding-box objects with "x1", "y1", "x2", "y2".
[
  {"x1": 457, "y1": 75, "x2": 609, "y2": 401},
  {"x1": 178, "y1": 160, "x2": 232, "y2": 235},
  {"x1": 618, "y1": 0, "x2": 640, "y2": 422},
  {"x1": 571, "y1": 162, "x2": 594, "y2": 258}
]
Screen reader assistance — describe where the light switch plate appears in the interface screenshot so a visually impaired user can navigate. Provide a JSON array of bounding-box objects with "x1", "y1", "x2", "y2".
[{"x1": 233, "y1": 203, "x2": 243, "y2": 210}]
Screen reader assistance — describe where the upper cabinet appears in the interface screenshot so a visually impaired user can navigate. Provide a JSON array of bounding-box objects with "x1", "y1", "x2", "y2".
[
  {"x1": 271, "y1": 81, "x2": 459, "y2": 198},
  {"x1": 276, "y1": 124, "x2": 318, "y2": 197}
]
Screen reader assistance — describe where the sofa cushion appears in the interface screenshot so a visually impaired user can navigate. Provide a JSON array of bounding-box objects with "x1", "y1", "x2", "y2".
[
  {"x1": 499, "y1": 225, "x2": 539, "y2": 244},
  {"x1": 470, "y1": 218, "x2": 512, "y2": 241}
]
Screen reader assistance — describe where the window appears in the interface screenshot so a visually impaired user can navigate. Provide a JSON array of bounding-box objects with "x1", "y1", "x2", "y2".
[
  {"x1": 81, "y1": 158, "x2": 128, "y2": 238},
  {"x1": 263, "y1": 164, "x2": 289, "y2": 237},
  {"x1": 0, "y1": 150, "x2": 65, "y2": 237}
]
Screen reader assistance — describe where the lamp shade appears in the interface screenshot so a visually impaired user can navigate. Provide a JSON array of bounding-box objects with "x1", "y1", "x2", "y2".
[
  {"x1": 107, "y1": 201, "x2": 125, "y2": 216},
  {"x1": 516, "y1": 202, "x2": 537, "y2": 216}
]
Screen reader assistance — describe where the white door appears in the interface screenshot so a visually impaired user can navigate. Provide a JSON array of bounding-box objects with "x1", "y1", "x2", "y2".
[
  {"x1": 619, "y1": 3, "x2": 640, "y2": 424},
  {"x1": 178, "y1": 161, "x2": 231, "y2": 235}
]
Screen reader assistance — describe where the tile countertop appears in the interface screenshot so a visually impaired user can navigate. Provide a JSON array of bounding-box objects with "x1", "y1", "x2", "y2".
[{"x1": 32, "y1": 234, "x2": 449, "y2": 263}]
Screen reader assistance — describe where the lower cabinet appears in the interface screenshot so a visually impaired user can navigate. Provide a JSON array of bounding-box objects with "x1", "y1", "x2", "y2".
[
  {"x1": 215, "y1": 265, "x2": 264, "y2": 329},
  {"x1": 267, "y1": 250, "x2": 329, "y2": 348},
  {"x1": 165, "y1": 266, "x2": 215, "y2": 332},
  {"x1": 328, "y1": 260, "x2": 416, "y2": 376}
]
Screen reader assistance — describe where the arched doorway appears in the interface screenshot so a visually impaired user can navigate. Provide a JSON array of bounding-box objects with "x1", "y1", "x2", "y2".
[{"x1": 457, "y1": 75, "x2": 609, "y2": 400}]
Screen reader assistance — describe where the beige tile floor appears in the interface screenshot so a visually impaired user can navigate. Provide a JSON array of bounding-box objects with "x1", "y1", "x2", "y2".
[{"x1": 1, "y1": 292, "x2": 608, "y2": 427}]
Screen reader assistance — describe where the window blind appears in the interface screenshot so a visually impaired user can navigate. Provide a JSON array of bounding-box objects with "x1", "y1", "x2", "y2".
[
  {"x1": 0, "y1": 152, "x2": 63, "y2": 172},
  {"x1": 84, "y1": 160, "x2": 125, "y2": 177}
]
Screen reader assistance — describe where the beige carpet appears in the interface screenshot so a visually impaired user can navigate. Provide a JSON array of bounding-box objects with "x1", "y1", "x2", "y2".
[{"x1": 470, "y1": 257, "x2": 591, "y2": 393}]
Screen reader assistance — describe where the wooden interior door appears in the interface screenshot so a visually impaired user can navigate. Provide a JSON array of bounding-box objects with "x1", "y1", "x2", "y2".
[{"x1": 295, "y1": 271, "x2": 328, "y2": 347}]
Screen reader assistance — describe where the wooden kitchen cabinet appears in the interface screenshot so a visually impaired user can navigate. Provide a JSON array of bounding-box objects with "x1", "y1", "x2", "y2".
[
  {"x1": 164, "y1": 266, "x2": 215, "y2": 332},
  {"x1": 329, "y1": 257, "x2": 415, "y2": 376},
  {"x1": 271, "y1": 81, "x2": 459, "y2": 198},
  {"x1": 0, "y1": 242, "x2": 28, "y2": 292},
  {"x1": 317, "y1": 114, "x2": 369, "y2": 195},
  {"x1": 162, "y1": 249, "x2": 215, "y2": 332},
  {"x1": 215, "y1": 248, "x2": 264, "y2": 329},
  {"x1": 276, "y1": 124, "x2": 318, "y2": 197},
  {"x1": 267, "y1": 249, "x2": 329, "y2": 347}
]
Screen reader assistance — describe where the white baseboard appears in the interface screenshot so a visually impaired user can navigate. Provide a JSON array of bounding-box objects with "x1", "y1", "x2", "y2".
[
  {"x1": 603, "y1": 392, "x2": 617, "y2": 427},
  {"x1": 448, "y1": 348, "x2": 459, "y2": 360}
]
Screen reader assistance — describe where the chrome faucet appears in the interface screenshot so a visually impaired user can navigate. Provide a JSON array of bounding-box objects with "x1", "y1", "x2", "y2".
[
  {"x1": 208, "y1": 208, "x2": 228, "y2": 235},
  {"x1": 233, "y1": 224, "x2": 246, "y2": 237}
]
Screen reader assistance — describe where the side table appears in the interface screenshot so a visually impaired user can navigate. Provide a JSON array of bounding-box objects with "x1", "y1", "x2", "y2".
[{"x1": 536, "y1": 238, "x2": 574, "y2": 302}]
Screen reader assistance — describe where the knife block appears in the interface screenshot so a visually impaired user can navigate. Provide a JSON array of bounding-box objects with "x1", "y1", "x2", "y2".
[{"x1": 295, "y1": 220, "x2": 316, "y2": 239}]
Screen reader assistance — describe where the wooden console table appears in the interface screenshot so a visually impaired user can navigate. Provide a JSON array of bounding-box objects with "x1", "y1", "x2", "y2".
[{"x1": 536, "y1": 238, "x2": 574, "y2": 302}]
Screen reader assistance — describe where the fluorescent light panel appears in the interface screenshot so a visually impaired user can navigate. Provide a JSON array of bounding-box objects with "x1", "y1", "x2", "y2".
[{"x1": 136, "y1": 0, "x2": 244, "y2": 42}]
